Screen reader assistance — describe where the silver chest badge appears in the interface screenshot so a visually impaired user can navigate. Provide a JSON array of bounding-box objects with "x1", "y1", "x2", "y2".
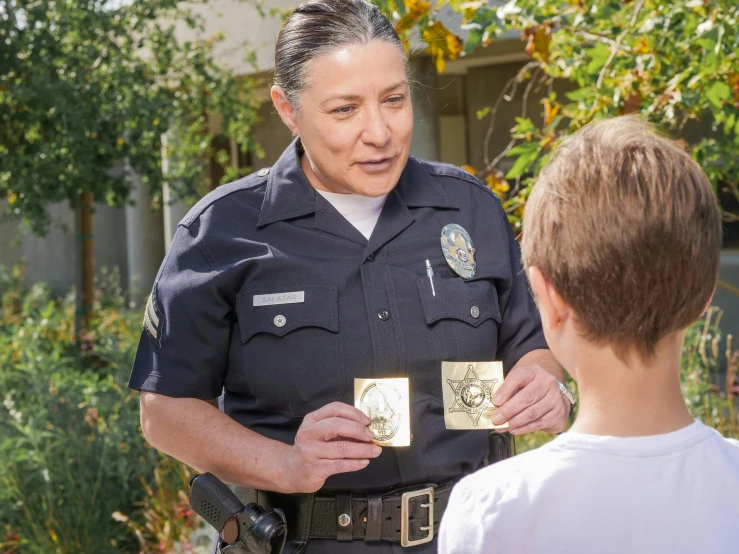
[{"x1": 441, "y1": 224, "x2": 476, "y2": 279}]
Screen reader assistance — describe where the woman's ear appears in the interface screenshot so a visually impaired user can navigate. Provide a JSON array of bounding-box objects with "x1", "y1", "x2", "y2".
[
  {"x1": 271, "y1": 86, "x2": 300, "y2": 135},
  {"x1": 528, "y1": 266, "x2": 569, "y2": 332}
]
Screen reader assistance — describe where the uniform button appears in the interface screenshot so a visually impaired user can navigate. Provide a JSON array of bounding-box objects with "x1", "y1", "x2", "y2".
[
  {"x1": 257, "y1": 168, "x2": 270, "y2": 177},
  {"x1": 338, "y1": 513, "x2": 351, "y2": 527},
  {"x1": 378, "y1": 310, "x2": 390, "y2": 321},
  {"x1": 274, "y1": 314, "x2": 287, "y2": 327},
  {"x1": 367, "y1": 253, "x2": 375, "y2": 262},
  {"x1": 470, "y1": 306, "x2": 480, "y2": 319}
]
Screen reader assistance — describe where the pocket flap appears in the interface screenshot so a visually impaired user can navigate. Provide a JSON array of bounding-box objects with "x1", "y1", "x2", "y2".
[
  {"x1": 417, "y1": 276, "x2": 501, "y2": 327},
  {"x1": 236, "y1": 284, "x2": 338, "y2": 343}
]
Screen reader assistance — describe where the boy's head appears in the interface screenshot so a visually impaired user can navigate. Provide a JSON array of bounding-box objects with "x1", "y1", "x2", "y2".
[{"x1": 521, "y1": 116, "x2": 721, "y2": 368}]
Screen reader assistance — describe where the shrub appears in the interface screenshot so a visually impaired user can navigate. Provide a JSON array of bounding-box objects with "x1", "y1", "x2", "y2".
[{"x1": 0, "y1": 266, "x2": 194, "y2": 553}]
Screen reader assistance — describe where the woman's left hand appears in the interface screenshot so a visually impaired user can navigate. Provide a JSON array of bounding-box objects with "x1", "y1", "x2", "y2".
[{"x1": 488, "y1": 352, "x2": 570, "y2": 435}]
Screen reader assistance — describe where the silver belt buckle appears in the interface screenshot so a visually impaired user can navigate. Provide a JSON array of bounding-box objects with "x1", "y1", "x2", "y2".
[{"x1": 400, "y1": 486, "x2": 434, "y2": 547}]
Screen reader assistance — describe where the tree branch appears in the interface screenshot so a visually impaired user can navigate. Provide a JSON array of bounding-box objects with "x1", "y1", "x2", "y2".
[
  {"x1": 482, "y1": 61, "x2": 539, "y2": 168},
  {"x1": 597, "y1": 0, "x2": 645, "y2": 89}
]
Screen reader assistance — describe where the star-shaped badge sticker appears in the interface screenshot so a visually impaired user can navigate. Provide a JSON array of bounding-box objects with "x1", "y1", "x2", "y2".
[{"x1": 445, "y1": 364, "x2": 499, "y2": 426}]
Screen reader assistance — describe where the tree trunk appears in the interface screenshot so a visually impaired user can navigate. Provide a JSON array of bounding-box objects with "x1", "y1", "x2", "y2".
[{"x1": 79, "y1": 191, "x2": 94, "y2": 334}]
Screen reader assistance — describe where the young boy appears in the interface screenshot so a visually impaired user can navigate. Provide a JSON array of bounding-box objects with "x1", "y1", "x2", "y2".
[{"x1": 438, "y1": 116, "x2": 739, "y2": 554}]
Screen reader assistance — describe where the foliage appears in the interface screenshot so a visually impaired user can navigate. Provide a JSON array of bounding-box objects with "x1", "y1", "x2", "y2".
[
  {"x1": 0, "y1": 0, "x2": 263, "y2": 235},
  {"x1": 112, "y1": 458, "x2": 208, "y2": 554},
  {"x1": 681, "y1": 307, "x2": 739, "y2": 436},
  {"x1": 379, "y1": 0, "x2": 739, "y2": 230},
  {"x1": 0, "y1": 266, "x2": 197, "y2": 553}
]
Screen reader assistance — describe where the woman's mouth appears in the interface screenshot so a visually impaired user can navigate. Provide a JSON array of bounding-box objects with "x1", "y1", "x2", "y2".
[{"x1": 358, "y1": 157, "x2": 393, "y2": 173}]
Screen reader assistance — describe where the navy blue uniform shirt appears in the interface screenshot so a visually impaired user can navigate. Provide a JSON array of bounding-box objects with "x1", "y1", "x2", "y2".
[{"x1": 129, "y1": 139, "x2": 547, "y2": 547}]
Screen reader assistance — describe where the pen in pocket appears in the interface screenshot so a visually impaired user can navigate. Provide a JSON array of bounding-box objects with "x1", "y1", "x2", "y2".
[{"x1": 425, "y1": 259, "x2": 436, "y2": 297}]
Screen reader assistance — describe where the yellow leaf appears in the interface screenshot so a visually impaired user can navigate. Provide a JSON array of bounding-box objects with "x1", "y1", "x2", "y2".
[
  {"x1": 422, "y1": 22, "x2": 463, "y2": 74},
  {"x1": 117, "y1": 138, "x2": 125, "y2": 146},
  {"x1": 543, "y1": 99, "x2": 560, "y2": 126},
  {"x1": 523, "y1": 26, "x2": 551, "y2": 62},
  {"x1": 395, "y1": 0, "x2": 431, "y2": 36},
  {"x1": 485, "y1": 173, "x2": 510, "y2": 195},
  {"x1": 461, "y1": 165, "x2": 477, "y2": 175},
  {"x1": 8, "y1": 192, "x2": 17, "y2": 204}
]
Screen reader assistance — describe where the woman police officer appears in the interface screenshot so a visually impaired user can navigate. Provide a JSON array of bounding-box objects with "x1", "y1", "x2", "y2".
[{"x1": 129, "y1": 0, "x2": 572, "y2": 551}]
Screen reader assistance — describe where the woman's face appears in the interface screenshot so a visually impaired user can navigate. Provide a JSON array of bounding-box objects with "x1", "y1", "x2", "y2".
[{"x1": 272, "y1": 40, "x2": 413, "y2": 197}]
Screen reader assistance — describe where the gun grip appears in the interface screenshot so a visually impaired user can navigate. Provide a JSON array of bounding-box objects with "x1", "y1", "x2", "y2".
[{"x1": 190, "y1": 473, "x2": 245, "y2": 534}]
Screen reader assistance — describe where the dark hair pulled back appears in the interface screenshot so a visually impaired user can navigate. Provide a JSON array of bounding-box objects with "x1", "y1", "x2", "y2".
[{"x1": 274, "y1": 0, "x2": 408, "y2": 107}]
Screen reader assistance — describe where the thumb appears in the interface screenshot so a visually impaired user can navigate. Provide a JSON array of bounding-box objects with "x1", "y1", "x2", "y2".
[{"x1": 493, "y1": 365, "x2": 535, "y2": 406}]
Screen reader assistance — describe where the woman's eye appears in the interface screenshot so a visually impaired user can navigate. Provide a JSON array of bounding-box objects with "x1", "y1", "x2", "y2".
[
  {"x1": 332, "y1": 105, "x2": 355, "y2": 115},
  {"x1": 386, "y1": 95, "x2": 405, "y2": 105}
]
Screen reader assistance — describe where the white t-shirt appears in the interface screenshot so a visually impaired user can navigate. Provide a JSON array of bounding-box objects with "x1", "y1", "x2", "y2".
[
  {"x1": 315, "y1": 190, "x2": 387, "y2": 240},
  {"x1": 439, "y1": 420, "x2": 739, "y2": 554}
]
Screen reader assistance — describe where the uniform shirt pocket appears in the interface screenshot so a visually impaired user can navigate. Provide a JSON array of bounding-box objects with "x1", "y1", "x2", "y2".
[
  {"x1": 417, "y1": 276, "x2": 501, "y2": 400},
  {"x1": 235, "y1": 284, "x2": 344, "y2": 417}
]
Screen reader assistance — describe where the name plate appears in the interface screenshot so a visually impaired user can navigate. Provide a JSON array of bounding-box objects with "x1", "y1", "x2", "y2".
[{"x1": 253, "y1": 291, "x2": 305, "y2": 307}]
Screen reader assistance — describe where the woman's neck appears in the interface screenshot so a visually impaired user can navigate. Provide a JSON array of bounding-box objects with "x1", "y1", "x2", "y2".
[{"x1": 569, "y1": 333, "x2": 694, "y2": 437}]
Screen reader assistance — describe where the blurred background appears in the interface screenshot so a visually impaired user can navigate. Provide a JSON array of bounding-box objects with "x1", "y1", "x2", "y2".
[{"x1": 1, "y1": 1, "x2": 738, "y2": 552}]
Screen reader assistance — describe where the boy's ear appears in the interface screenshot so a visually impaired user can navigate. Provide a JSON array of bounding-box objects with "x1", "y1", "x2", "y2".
[
  {"x1": 271, "y1": 85, "x2": 300, "y2": 135},
  {"x1": 528, "y1": 266, "x2": 569, "y2": 331}
]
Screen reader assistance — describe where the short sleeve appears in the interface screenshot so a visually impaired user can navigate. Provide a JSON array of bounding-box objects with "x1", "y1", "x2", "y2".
[
  {"x1": 128, "y1": 224, "x2": 231, "y2": 400},
  {"x1": 496, "y1": 219, "x2": 548, "y2": 372},
  {"x1": 438, "y1": 481, "x2": 488, "y2": 554}
]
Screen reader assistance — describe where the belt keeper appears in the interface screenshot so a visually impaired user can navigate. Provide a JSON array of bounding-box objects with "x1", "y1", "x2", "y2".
[
  {"x1": 336, "y1": 494, "x2": 353, "y2": 541},
  {"x1": 365, "y1": 495, "x2": 383, "y2": 542}
]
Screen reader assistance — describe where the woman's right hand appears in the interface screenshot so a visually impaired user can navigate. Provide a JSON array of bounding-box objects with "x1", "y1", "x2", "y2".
[{"x1": 281, "y1": 402, "x2": 382, "y2": 493}]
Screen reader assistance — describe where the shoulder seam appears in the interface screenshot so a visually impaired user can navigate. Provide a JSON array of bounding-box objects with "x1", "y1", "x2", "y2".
[
  {"x1": 422, "y1": 161, "x2": 502, "y2": 204},
  {"x1": 180, "y1": 175, "x2": 268, "y2": 228}
]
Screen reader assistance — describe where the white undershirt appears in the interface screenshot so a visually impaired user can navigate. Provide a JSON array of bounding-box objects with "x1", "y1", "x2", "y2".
[{"x1": 316, "y1": 190, "x2": 388, "y2": 240}]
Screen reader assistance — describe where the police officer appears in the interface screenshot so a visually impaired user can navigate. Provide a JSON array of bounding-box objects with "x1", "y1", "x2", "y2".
[{"x1": 129, "y1": 1, "x2": 573, "y2": 552}]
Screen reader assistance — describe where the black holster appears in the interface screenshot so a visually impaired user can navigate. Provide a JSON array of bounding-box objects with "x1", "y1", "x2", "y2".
[{"x1": 487, "y1": 431, "x2": 515, "y2": 465}]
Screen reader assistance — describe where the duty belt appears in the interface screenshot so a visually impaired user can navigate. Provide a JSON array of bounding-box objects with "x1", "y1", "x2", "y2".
[
  {"x1": 233, "y1": 433, "x2": 514, "y2": 548},
  {"x1": 235, "y1": 481, "x2": 454, "y2": 547}
]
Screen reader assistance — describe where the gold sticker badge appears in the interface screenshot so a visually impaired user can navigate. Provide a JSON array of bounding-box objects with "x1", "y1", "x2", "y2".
[
  {"x1": 354, "y1": 378, "x2": 410, "y2": 447},
  {"x1": 442, "y1": 362, "x2": 508, "y2": 430}
]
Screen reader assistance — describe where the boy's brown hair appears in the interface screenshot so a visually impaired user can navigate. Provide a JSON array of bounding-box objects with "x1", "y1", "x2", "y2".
[{"x1": 521, "y1": 116, "x2": 722, "y2": 359}]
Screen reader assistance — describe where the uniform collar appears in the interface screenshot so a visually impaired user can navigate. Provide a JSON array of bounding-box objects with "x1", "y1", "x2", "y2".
[{"x1": 257, "y1": 138, "x2": 458, "y2": 228}]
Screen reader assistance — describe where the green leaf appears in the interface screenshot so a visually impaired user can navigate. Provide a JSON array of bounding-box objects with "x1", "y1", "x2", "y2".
[
  {"x1": 512, "y1": 117, "x2": 536, "y2": 136},
  {"x1": 506, "y1": 142, "x2": 542, "y2": 179},
  {"x1": 476, "y1": 106, "x2": 491, "y2": 120},
  {"x1": 584, "y1": 42, "x2": 611, "y2": 74},
  {"x1": 706, "y1": 81, "x2": 731, "y2": 109},
  {"x1": 465, "y1": 26, "x2": 483, "y2": 55}
]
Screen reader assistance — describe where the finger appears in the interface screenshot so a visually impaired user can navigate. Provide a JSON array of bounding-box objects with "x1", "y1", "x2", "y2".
[
  {"x1": 324, "y1": 458, "x2": 371, "y2": 476},
  {"x1": 493, "y1": 366, "x2": 535, "y2": 406},
  {"x1": 321, "y1": 440, "x2": 382, "y2": 460},
  {"x1": 504, "y1": 387, "x2": 560, "y2": 429},
  {"x1": 508, "y1": 402, "x2": 554, "y2": 432},
  {"x1": 508, "y1": 413, "x2": 549, "y2": 435},
  {"x1": 539, "y1": 402, "x2": 569, "y2": 434},
  {"x1": 305, "y1": 402, "x2": 370, "y2": 426},
  {"x1": 311, "y1": 417, "x2": 375, "y2": 443},
  {"x1": 489, "y1": 380, "x2": 547, "y2": 426}
]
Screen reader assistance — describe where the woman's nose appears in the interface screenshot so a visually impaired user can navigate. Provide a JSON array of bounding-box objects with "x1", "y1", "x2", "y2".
[{"x1": 361, "y1": 106, "x2": 391, "y2": 147}]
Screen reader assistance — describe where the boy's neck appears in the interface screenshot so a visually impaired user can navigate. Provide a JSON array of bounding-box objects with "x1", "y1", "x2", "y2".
[{"x1": 569, "y1": 331, "x2": 694, "y2": 437}]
